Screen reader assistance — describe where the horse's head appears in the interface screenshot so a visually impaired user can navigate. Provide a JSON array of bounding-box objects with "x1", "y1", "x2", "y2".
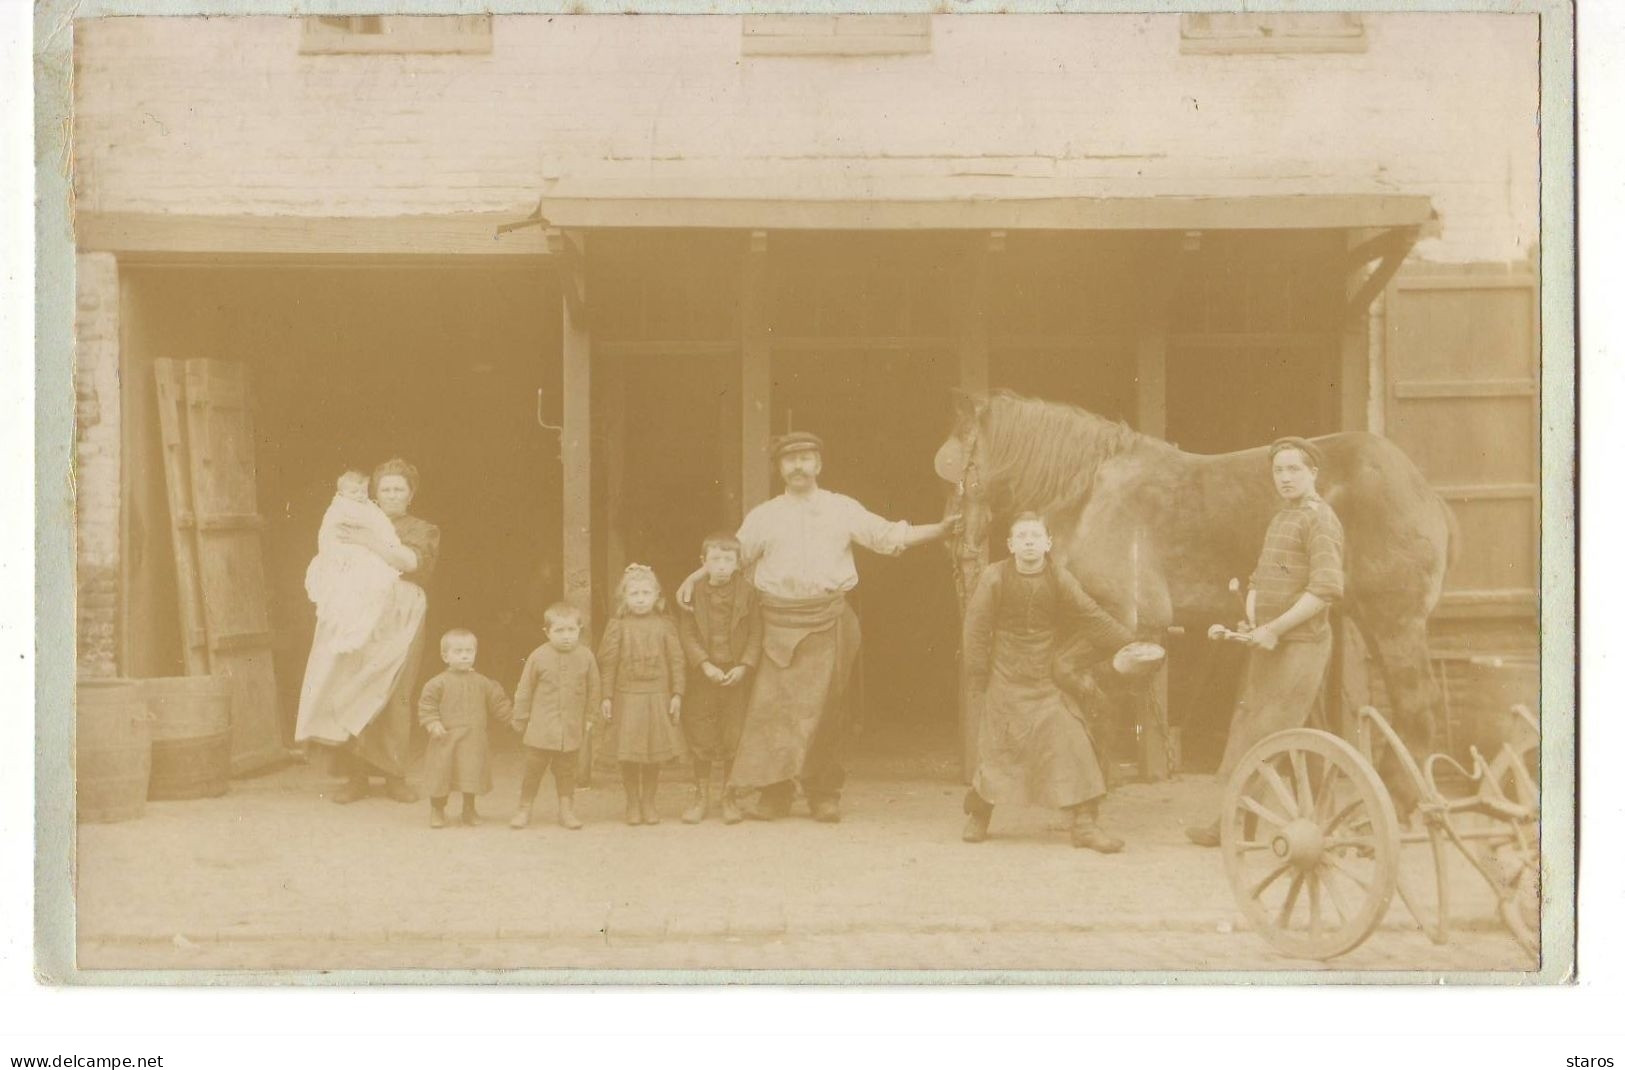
[{"x1": 936, "y1": 391, "x2": 992, "y2": 612}]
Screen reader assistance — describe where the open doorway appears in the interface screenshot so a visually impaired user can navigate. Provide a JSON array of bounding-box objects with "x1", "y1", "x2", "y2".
[
  {"x1": 770, "y1": 348, "x2": 961, "y2": 755},
  {"x1": 120, "y1": 264, "x2": 561, "y2": 738}
]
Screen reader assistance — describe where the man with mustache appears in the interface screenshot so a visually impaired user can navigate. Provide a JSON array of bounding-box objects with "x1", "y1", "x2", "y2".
[{"x1": 679, "y1": 431, "x2": 958, "y2": 824}]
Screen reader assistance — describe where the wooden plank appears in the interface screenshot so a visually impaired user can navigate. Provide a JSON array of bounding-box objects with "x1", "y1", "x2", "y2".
[
  {"x1": 181, "y1": 359, "x2": 286, "y2": 776},
  {"x1": 537, "y1": 194, "x2": 1437, "y2": 234},
  {"x1": 78, "y1": 212, "x2": 552, "y2": 258},
  {"x1": 741, "y1": 231, "x2": 772, "y2": 511},
  {"x1": 1134, "y1": 242, "x2": 1174, "y2": 780},
  {"x1": 1167, "y1": 332, "x2": 1332, "y2": 351},
  {"x1": 1395, "y1": 274, "x2": 1539, "y2": 292},
  {"x1": 1435, "y1": 483, "x2": 1539, "y2": 501},
  {"x1": 1392, "y1": 379, "x2": 1538, "y2": 399},
  {"x1": 990, "y1": 333, "x2": 1136, "y2": 351},
  {"x1": 1384, "y1": 266, "x2": 1540, "y2": 619},
  {"x1": 770, "y1": 335, "x2": 955, "y2": 353},
  {"x1": 153, "y1": 360, "x2": 212, "y2": 678},
  {"x1": 561, "y1": 250, "x2": 594, "y2": 637},
  {"x1": 596, "y1": 340, "x2": 738, "y2": 359}
]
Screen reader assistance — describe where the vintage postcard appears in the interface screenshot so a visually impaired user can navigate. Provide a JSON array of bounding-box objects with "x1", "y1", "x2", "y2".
[{"x1": 34, "y1": 1, "x2": 1575, "y2": 983}]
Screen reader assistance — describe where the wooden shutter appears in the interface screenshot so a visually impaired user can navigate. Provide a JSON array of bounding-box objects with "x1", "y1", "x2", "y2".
[
  {"x1": 155, "y1": 359, "x2": 285, "y2": 775},
  {"x1": 1382, "y1": 267, "x2": 1539, "y2": 618}
]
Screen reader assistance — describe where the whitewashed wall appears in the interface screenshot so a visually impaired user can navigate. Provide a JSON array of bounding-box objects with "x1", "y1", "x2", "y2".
[{"x1": 72, "y1": 13, "x2": 1538, "y2": 263}]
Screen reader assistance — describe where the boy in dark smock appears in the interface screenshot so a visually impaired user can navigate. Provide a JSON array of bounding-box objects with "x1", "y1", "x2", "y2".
[
  {"x1": 961, "y1": 513, "x2": 1134, "y2": 852},
  {"x1": 418, "y1": 629, "x2": 513, "y2": 828},
  {"x1": 509, "y1": 602, "x2": 600, "y2": 830},
  {"x1": 1188, "y1": 437, "x2": 1345, "y2": 847},
  {"x1": 677, "y1": 533, "x2": 762, "y2": 824}
]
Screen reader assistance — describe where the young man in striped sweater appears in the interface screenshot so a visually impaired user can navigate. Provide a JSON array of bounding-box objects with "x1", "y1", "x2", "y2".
[{"x1": 1187, "y1": 436, "x2": 1346, "y2": 848}]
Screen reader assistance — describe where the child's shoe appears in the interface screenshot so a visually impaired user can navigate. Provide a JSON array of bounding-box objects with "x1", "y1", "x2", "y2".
[
  {"x1": 1070, "y1": 802, "x2": 1124, "y2": 854},
  {"x1": 461, "y1": 807, "x2": 480, "y2": 827},
  {"x1": 558, "y1": 795, "x2": 583, "y2": 830},
  {"x1": 429, "y1": 805, "x2": 447, "y2": 829},
  {"x1": 509, "y1": 806, "x2": 532, "y2": 829},
  {"x1": 640, "y1": 768, "x2": 662, "y2": 825},
  {"x1": 682, "y1": 783, "x2": 709, "y2": 824},
  {"x1": 720, "y1": 788, "x2": 743, "y2": 825}
]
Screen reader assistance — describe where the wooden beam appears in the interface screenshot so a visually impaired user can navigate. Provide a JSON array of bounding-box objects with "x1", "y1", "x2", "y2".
[
  {"x1": 77, "y1": 211, "x2": 551, "y2": 258},
  {"x1": 1340, "y1": 229, "x2": 1373, "y2": 433},
  {"x1": 741, "y1": 230, "x2": 772, "y2": 512},
  {"x1": 560, "y1": 244, "x2": 593, "y2": 638},
  {"x1": 538, "y1": 193, "x2": 1437, "y2": 233},
  {"x1": 1346, "y1": 226, "x2": 1420, "y2": 320}
]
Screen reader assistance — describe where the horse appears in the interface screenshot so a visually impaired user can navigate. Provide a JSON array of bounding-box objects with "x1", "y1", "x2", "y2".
[{"x1": 934, "y1": 390, "x2": 1455, "y2": 784}]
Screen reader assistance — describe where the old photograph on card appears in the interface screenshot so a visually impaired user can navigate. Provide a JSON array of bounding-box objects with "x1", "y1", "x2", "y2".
[{"x1": 51, "y1": 6, "x2": 1569, "y2": 979}]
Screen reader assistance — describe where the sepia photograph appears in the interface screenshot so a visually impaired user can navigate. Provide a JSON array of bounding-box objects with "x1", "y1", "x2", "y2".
[{"x1": 37, "y1": 3, "x2": 1573, "y2": 983}]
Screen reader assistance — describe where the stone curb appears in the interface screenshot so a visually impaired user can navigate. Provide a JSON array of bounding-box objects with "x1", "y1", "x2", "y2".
[{"x1": 79, "y1": 912, "x2": 1515, "y2": 948}]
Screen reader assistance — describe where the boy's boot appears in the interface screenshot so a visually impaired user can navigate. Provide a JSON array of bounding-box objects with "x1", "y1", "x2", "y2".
[
  {"x1": 332, "y1": 775, "x2": 369, "y2": 805},
  {"x1": 509, "y1": 797, "x2": 535, "y2": 829},
  {"x1": 460, "y1": 793, "x2": 479, "y2": 827},
  {"x1": 720, "y1": 786, "x2": 743, "y2": 825},
  {"x1": 640, "y1": 765, "x2": 662, "y2": 825},
  {"x1": 383, "y1": 777, "x2": 419, "y2": 804},
  {"x1": 429, "y1": 799, "x2": 447, "y2": 829},
  {"x1": 1069, "y1": 800, "x2": 1124, "y2": 854},
  {"x1": 621, "y1": 763, "x2": 642, "y2": 826},
  {"x1": 683, "y1": 763, "x2": 711, "y2": 824},
  {"x1": 557, "y1": 793, "x2": 583, "y2": 830},
  {"x1": 962, "y1": 790, "x2": 993, "y2": 844}
]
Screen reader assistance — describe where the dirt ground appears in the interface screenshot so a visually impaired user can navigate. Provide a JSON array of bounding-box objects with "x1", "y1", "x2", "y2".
[{"x1": 71, "y1": 747, "x2": 1536, "y2": 977}]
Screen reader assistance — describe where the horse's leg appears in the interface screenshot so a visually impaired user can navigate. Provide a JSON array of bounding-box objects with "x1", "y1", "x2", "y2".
[{"x1": 1352, "y1": 606, "x2": 1441, "y2": 816}]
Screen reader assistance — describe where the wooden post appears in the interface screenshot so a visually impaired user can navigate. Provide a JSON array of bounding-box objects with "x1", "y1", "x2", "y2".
[
  {"x1": 557, "y1": 231, "x2": 593, "y2": 638},
  {"x1": 741, "y1": 230, "x2": 772, "y2": 511},
  {"x1": 953, "y1": 234, "x2": 995, "y2": 782},
  {"x1": 1341, "y1": 230, "x2": 1375, "y2": 438},
  {"x1": 1134, "y1": 238, "x2": 1175, "y2": 781},
  {"x1": 602, "y1": 351, "x2": 626, "y2": 581}
]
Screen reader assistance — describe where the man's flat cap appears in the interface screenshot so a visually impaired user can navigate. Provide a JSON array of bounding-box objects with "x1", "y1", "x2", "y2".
[{"x1": 770, "y1": 431, "x2": 825, "y2": 461}]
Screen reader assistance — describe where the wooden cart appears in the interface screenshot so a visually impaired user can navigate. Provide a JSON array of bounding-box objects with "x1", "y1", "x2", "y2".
[{"x1": 1218, "y1": 704, "x2": 1539, "y2": 962}]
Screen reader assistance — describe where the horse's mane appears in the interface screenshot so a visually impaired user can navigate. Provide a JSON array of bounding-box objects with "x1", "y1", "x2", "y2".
[{"x1": 974, "y1": 390, "x2": 1147, "y2": 515}]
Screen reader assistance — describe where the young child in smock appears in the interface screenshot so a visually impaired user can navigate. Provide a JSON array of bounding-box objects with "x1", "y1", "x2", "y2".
[
  {"x1": 599, "y1": 565, "x2": 686, "y2": 827},
  {"x1": 509, "y1": 603, "x2": 601, "y2": 831},
  {"x1": 418, "y1": 629, "x2": 513, "y2": 828},
  {"x1": 304, "y1": 469, "x2": 407, "y2": 652}
]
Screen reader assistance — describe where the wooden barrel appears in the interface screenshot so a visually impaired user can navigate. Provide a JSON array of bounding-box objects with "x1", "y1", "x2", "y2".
[
  {"x1": 144, "y1": 676, "x2": 233, "y2": 800},
  {"x1": 76, "y1": 678, "x2": 154, "y2": 823}
]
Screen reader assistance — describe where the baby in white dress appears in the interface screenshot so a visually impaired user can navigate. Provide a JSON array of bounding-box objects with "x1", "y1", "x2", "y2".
[{"x1": 304, "y1": 470, "x2": 405, "y2": 652}]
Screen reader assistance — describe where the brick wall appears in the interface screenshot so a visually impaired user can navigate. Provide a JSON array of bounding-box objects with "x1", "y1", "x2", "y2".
[
  {"x1": 70, "y1": 12, "x2": 1539, "y2": 264},
  {"x1": 75, "y1": 252, "x2": 121, "y2": 679}
]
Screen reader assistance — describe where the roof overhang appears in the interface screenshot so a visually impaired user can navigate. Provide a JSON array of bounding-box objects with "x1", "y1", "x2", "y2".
[{"x1": 519, "y1": 187, "x2": 1436, "y2": 234}]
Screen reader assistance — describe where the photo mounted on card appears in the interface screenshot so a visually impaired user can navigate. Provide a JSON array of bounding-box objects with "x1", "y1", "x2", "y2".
[{"x1": 34, "y1": 0, "x2": 1575, "y2": 984}]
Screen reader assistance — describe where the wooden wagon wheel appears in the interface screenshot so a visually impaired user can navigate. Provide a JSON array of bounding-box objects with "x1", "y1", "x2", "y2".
[{"x1": 1221, "y1": 729, "x2": 1402, "y2": 960}]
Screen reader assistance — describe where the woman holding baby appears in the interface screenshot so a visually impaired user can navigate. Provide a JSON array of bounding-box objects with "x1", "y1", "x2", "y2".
[{"x1": 294, "y1": 457, "x2": 442, "y2": 804}]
